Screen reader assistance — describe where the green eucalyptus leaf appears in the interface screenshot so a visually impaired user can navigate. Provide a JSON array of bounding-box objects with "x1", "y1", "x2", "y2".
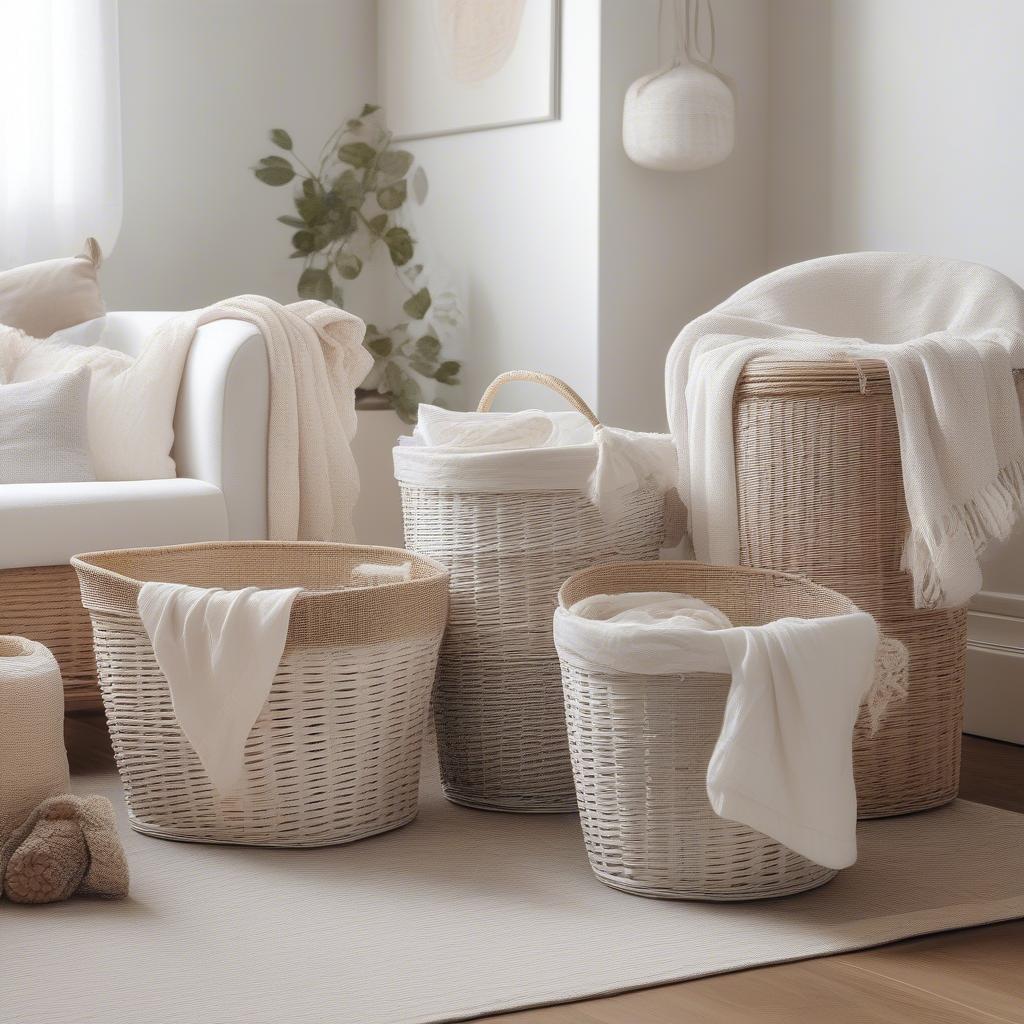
[
  {"x1": 367, "y1": 336, "x2": 392, "y2": 358},
  {"x1": 361, "y1": 103, "x2": 381, "y2": 117},
  {"x1": 378, "y1": 149, "x2": 414, "y2": 180},
  {"x1": 277, "y1": 214, "x2": 305, "y2": 228},
  {"x1": 253, "y1": 155, "x2": 295, "y2": 186},
  {"x1": 291, "y1": 229, "x2": 319, "y2": 253},
  {"x1": 302, "y1": 178, "x2": 320, "y2": 198},
  {"x1": 402, "y1": 287, "x2": 431, "y2": 320},
  {"x1": 297, "y1": 267, "x2": 333, "y2": 301},
  {"x1": 377, "y1": 179, "x2": 407, "y2": 211},
  {"x1": 385, "y1": 227, "x2": 414, "y2": 266},
  {"x1": 335, "y1": 251, "x2": 363, "y2": 280},
  {"x1": 415, "y1": 335, "x2": 441, "y2": 362},
  {"x1": 269, "y1": 128, "x2": 293, "y2": 150},
  {"x1": 410, "y1": 357, "x2": 437, "y2": 377},
  {"x1": 332, "y1": 169, "x2": 365, "y2": 206},
  {"x1": 295, "y1": 193, "x2": 326, "y2": 226},
  {"x1": 434, "y1": 360, "x2": 461, "y2": 385},
  {"x1": 338, "y1": 141, "x2": 377, "y2": 168},
  {"x1": 368, "y1": 213, "x2": 388, "y2": 236}
]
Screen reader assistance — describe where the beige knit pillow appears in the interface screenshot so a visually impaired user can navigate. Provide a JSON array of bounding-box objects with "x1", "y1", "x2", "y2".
[{"x1": 0, "y1": 238, "x2": 105, "y2": 338}]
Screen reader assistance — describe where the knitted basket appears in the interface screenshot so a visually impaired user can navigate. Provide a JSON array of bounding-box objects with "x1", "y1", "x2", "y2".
[
  {"x1": 555, "y1": 561, "x2": 854, "y2": 901},
  {"x1": 73, "y1": 542, "x2": 448, "y2": 847},
  {"x1": 396, "y1": 372, "x2": 667, "y2": 813},
  {"x1": 732, "y1": 361, "x2": 1024, "y2": 817}
]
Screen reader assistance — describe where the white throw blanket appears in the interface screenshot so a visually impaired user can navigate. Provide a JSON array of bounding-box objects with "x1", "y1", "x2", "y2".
[
  {"x1": 554, "y1": 592, "x2": 879, "y2": 868},
  {"x1": 1, "y1": 296, "x2": 372, "y2": 541},
  {"x1": 666, "y1": 253, "x2": 1024, "y2": 609},
  {"x1": 137, "y1": 582, "x2": 300, "y2": 796},
  {"x1": 397, "y1": 405, "x2": 678, "y2": 527}
]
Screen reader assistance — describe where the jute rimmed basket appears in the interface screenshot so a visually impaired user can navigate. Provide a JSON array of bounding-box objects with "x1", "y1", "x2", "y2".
[
  {"x1": 72, "y1": 541, "x2": 449, "y2": 847},
  {"x1": 396, "y1": 372, "x2": 667, "y2": 813},
  {"x1": 0, "y1": 565, "x2": 99, "y2": 712},
  {"x1": 734, "y1": 361, "x2": 1024, "y2": 818},
  {"x1": 556, "y1": 560, "x2": 853, "y2": 901}
]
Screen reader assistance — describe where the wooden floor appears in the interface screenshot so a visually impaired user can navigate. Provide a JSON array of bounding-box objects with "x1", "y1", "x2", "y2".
[{"x1": 67, "y1": 721, "x2": 1024, "y2": 1024}]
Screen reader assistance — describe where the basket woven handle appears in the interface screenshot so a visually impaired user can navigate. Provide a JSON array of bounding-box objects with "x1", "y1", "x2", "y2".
[{"x1": 476, "y1": 371, "x2": 601, "y2": 427}]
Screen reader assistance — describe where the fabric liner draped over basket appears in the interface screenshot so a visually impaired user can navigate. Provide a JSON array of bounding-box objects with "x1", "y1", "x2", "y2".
[
  {"x1": 394, "y1": 372, "x2": 675, "y2": 813},
  {"x1": 72, "y1": 542, "x2": 448, "y2": 847},
  {"x1": 554, "y1": 561, "x2": 901, "y2": 901},
  {"x1": 667, "y1": 252, "x2": 1024, "y2": 818}
]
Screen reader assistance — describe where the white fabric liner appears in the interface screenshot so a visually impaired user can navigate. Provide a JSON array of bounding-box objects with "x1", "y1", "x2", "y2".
[
  {"x1": 137, "y1": 583, "x2": 300, "y2": 795},
  {"x1": 557, "y1": 593, "x2": 877, "y2": 869},
  {"x1": 6, "y1": 751, "x2": 1023, "y2": 1024},
  {"x1": 666, "y1": 252, "x2": 1024, "y2": 609},
  {"x1": 394, "y1": 405, "x2": 677, "y2": 526}
]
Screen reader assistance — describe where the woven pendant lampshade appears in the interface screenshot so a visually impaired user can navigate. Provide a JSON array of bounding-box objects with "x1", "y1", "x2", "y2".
[{"x1": 623, "y1": 0, "x2": 735, "y2": 172}]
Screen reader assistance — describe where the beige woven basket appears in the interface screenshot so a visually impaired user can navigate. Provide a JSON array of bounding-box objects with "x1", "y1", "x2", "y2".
[
  {"x1": 556, "y1": 560, "x2": 856, "y2": 901},
  {"x1": 733, "y1": 361, "x2": 1024, "y2": 818},
  {"x1": 396, "y1": 372, "x2": 667, "y2": 813},
  {"x1": 72, "y1": 541, "x2": 449, "y2": 847}
]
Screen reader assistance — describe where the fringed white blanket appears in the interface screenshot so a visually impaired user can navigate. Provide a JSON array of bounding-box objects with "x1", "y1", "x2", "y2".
[{"x1": 666, "y1": 253, "x2": 1024, "y2": 609}]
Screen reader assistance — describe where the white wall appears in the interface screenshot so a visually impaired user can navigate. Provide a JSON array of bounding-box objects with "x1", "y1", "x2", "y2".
[
  {"x1": 397, "y1": 0, "x2": 602, "y2": 414},
  {"x1": 768, "y1": 0, "x2": 1024, "y2": 739},
  {"x1": 597, "y1": 0, "x2": 770, "y2": 432},
  {"x1": 102, "y1": 0, "x2": 377, "y2": 311}
]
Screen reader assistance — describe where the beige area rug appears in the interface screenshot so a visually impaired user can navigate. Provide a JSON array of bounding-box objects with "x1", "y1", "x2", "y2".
[{"x1": 4, "y1": 752, "x2": 1024, "y2": 1024}]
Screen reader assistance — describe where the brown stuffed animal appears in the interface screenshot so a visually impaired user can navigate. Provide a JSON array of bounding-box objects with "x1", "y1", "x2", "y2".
[{"x1": 0, "y1": 795, "x2": 129, "y2": 904}]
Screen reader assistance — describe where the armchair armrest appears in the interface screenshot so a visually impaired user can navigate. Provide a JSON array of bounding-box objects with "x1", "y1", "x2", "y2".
[
  {"x1": 101, "y1": 312, "x2": 269, "y2": 540},
  {"x1": 171, "y1": 319, "x2": 269, "y2": 540}
]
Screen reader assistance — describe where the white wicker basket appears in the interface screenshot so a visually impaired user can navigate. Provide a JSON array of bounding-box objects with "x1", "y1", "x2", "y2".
[
  {"x1": 72, "y1": 542, "x2": 449, "y2": 847},
  {"x1": 395, "y1": 372, "x2": 668, "y2": 813},
  {"x1": 555, "y1": 561, "x2": 857, "y2": 900}
]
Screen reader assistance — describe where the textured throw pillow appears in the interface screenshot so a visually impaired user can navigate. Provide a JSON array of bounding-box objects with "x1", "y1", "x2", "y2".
[
  {"x1": 0, "y1": 239, "x2": 105, "y2": 338},
  {"x1": 0, "y1": 367, "x2": 95, "y2": 484},
  {"x1": 49, "y1": 316, "x2": 108, "y2": 347}
]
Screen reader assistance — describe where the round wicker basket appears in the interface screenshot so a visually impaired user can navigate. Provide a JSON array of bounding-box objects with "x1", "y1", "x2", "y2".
[
  {"x1": 397, "y1": 372, "x2": 667, "y2": 813},
  {"x1": 72, "y1": 542, "x2": 449, "y2": 847},
  {"x1": 733, "y1": 359, "x2": 1024, "y2": 817},
  {"x1": 556, "y1": 560, "x2": 850, "y2": 901}
]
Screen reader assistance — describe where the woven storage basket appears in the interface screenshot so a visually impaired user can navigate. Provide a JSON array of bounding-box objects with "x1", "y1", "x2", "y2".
[
  {"x1": 72, "y1": 541, "x2": 448, "y2": 847},
  {"x1": 734, "y1": 362, "x2": 1024, "y2": 818},
  {"x1": 396, "y1": 372, "x2": 668, "y2": 813},
  {"x1": 556, "y1": 560, "x2": 860, "y2": 901}
]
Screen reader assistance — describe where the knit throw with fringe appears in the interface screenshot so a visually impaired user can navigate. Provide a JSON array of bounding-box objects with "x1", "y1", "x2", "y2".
[{"x1": 666, "y1": 252, "x2": 1024, "y2": 610}]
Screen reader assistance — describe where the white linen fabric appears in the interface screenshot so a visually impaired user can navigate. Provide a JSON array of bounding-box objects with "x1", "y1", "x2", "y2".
[
  {"x1": 396, "y1": 405, "x2": 677, "y2": 527},
  {"x1": 0, "y1": 296, "x2": 371, "y2": 542},
  {"x1": 136, "y1": 582, "x2": 300, "y2": 796},
  {"x1": 554, "y1": 592, "x2": 878, "y2": 868},
  {"x1": 666, "y1": 252, "x2": 1024, "y2": 609},
  {"x1": 0, "y1": 367, "x2": 94, "y2": 484}
]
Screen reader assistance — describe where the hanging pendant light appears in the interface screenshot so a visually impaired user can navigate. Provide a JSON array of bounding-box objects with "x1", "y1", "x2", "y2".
[{"x1": 623, "y1": 0, "x2": 735, "y2": 172}]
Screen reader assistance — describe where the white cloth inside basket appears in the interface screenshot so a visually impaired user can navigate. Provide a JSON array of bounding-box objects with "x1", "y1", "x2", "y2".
[
  {"x1": 666, "y1": 252, "x2": 1024, "y2": 609},
  {"x1": 555, "y1": 592, "x2": 879, "y2": 869},
  {"x1": 396, "y1": 405, "x2": 677, "y2": 528},
  {"x1": 137, "y1": 582, "x2": 300, "y2": 796}
]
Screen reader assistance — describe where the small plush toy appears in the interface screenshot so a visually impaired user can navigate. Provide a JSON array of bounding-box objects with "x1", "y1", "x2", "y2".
[{"x1": 0, "y1": 795, "x2": 129, "y2": 904}]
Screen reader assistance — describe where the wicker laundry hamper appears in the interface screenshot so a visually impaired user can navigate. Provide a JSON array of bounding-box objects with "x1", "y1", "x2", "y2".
[
  {"x1": 396, "y1": 372, "x2": 669, "y2": 813},
  {"x1": 733, "y1": 361, "x2": 1024, "y2": 818},
  {"x1": 72, "y1": 541, "x2": 448, "y2": 847},
  {"x1": 556, "y1": 560, "x2": 864, "y2": 901}
]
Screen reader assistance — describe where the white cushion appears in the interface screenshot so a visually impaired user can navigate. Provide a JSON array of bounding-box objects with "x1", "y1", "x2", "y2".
[
  {"x1": 0, "y1": 478, "x2": 228, "y2": 570},
  {"x1": 0, "y1": 368, "x2": 95, "y2": 484}
]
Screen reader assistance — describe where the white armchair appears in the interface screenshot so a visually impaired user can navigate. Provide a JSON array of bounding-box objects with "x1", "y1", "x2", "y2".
[{"x1": 0, "y1": 311, "x2": 272, "y2": 710}]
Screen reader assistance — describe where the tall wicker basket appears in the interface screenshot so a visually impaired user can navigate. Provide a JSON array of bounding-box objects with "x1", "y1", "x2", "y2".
[
  {"x1": 396, "y1": 372, "x2": 667, "y2": 813},
  {"x1": 73, "y1": 542, "x2": 449, "y2": 847},
  {"x1": 733, "y1": 360, "x2": 1023, "y2": 818},
  {"x1": 556, "y1": 561, "x2": 855, "y2": 901}
]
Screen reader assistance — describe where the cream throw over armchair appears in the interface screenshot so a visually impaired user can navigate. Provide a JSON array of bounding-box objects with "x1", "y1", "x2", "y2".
[{"x1": 0, "y1": 311, "x2": 272, "y2": 709}]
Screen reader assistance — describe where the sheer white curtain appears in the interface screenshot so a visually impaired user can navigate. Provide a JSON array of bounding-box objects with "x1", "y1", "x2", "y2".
[{"x1": 0, "y1": 0, "x2": 122, "y2": 269}]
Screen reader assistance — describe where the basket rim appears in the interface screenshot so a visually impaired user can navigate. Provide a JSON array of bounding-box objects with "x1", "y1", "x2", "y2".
[
  {"x1": 71, "y1": 539, "x2": 449, "y2": 603},
  {"x1": 557, "y1": 559, "x2": 860, "y2": 614}
]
